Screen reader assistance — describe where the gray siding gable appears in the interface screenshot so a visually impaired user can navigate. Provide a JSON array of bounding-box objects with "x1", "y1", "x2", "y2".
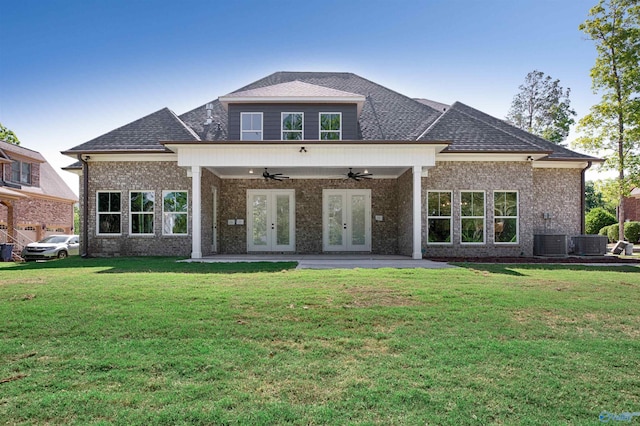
[{"x1": 228, "y1": 103, "x2": 358, "y2": 140}]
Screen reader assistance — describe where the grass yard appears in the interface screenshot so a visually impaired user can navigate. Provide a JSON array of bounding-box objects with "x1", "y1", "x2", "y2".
[{"x1": 1, "y1": 257, "x2": 639, "y2": 425}]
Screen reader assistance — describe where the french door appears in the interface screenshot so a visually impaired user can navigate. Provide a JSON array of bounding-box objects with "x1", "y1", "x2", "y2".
[
  {"x1": 247, "y1": 190, "x2": 295, "y2": 252},
  {"x1": 323, "y1": 189, "x2": 371, "y2": 251}
]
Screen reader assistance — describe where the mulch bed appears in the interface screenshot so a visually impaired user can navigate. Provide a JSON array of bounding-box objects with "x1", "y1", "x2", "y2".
[{"x1": 427, "y1": 256, "x2": 640, "y2": 264}]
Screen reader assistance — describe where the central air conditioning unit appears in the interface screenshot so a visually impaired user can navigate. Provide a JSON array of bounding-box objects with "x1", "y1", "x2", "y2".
[
  {"x1": 534, "y1": 234, "x2": 568, "y2": 257},
  {"x1": 571, "y1": 235, "x2": 608, "y2": 256}
]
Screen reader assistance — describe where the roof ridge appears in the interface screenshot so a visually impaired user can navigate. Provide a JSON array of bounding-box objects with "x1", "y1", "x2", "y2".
[
  {"x1": 417, "y1": 107, "x2": 450, "y2": 140},
  {"x1": 167, "y1": 108, "x2": 201, "y2": 141},
  {"x1": 366, "y1": 95, "x2": 386, "y2": 139}
]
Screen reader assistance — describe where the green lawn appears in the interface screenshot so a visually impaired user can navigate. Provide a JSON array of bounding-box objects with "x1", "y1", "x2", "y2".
[{"x1": 1, "y1": 257, "x2": 639, "y2": 425}]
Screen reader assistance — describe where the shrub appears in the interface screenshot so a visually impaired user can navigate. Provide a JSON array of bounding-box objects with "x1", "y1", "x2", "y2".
[
  {"x1": 625, "y1": 221, "x2": 640, "y2": 243},
  {"x1": 585, "y1": 207, "x2": 617, "y2": 234},
  {"x1": 607, "y1": 224, "x2": 619, "y2": 243},
  {"x1": 603, "y1": 221, "x2": 640, "y2": 243}
]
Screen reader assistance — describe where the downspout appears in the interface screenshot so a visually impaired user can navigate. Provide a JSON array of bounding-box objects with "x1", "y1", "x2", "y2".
[
  {"x1": 79, "y1": 155, "x2": 89, "y2": 257},
  {"x1": 581, "y1": 161, "x2": 593, "y2": 234}
]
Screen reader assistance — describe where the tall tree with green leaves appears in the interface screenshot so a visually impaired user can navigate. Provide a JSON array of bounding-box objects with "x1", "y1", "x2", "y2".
[
  {"x1": 0, "y1": 122, "x2": 20, "y2": 145},
  {"x1": 575, "y1": 0, "x2": 640, "y2": 241},
  {"x1": 506, "y1": 70, "x2": 576, "y2": 144}
]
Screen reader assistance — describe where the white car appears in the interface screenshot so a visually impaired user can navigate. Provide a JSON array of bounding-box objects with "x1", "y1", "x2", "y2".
[{"x1": 22, "y1": 235, "x2": 80, "y2": 260}]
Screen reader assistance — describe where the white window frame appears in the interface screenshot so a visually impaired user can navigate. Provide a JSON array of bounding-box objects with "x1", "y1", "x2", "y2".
[
  {"x1": 494, "y1": 191, "x2": 519, "y2": 244},
  {"x1": 240, "y1": 112, "x2": 263, "y2": 141},
  {"x1": 319, "y1": 112, "x2": 342, "y2": 140},
  {"x1": 281, "y1": 112, "x2": 304, "y2": 140},
  {"x1": 162, "y1": 190, "x2": 188, "y2": 236},
  {"x1": 460, "y1": 191, "x2": 486, "y2": 245},
  {"x1": 96, "y1": 191, "x2": 122, "y2": 236},
  {"x1": 426, "y1": 191, "x2": 453, "y2": 245},
  {"x1": 129, "y1": 190, "x2": 155, "y2": 236}
]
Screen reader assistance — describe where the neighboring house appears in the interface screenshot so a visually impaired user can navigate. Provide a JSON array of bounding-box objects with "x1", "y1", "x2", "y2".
[
  {"x1": 62, "y1": 72, "x2": 598, "y2": 259},
  {"x1": 622, "y1": 188, "x2": 640, "y2": 222},
  {"x1": 0, "y1": 140, "x2": 78, "y2": 254}
]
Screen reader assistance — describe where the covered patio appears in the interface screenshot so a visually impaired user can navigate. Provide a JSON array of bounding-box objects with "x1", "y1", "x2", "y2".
[{"x1": 162, "y1": 140, "x2": 450, "y2": 260}]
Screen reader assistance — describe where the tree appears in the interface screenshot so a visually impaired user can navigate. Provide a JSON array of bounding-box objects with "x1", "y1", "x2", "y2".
[
  {"x1": 0, "y1": 122, "x2": 20, "y2": 145},
  {"x1": 588, "y1": 179, "x2": 618, "y2": 214},
  {"x1": 575, "y1": 0, "x2": 640, "y2": 241},
  {"x1": 506, "y1": 70, "x2": 576, "y2": 144}
]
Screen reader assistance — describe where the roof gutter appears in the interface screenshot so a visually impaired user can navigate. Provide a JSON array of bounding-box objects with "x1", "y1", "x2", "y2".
[
  {"x1": 581, "y1": 161, "x2": 593, "y2": 234},
  {"x1": 79, "y1": 155, "x2": 89, "y2": 258}
]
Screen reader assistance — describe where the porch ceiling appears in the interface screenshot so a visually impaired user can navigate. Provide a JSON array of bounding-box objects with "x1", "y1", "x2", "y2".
[{"x1": 206, "y1": 166, "x2": 410, "y2": 179}]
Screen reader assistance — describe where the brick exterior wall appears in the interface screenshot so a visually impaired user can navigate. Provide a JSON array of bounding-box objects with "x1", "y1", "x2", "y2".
[
  {"x1": 83, "y1": 161, "x2": 194, "y2": 257},
  {"x1": 424, "y1": 161, "x2": 535, "y2": 257},
  {"x1": 622, "y1": 197, "x2": 640, "y2": 222},
  {"x1": 80, "y1": 160, "x2": 584, "y2": 258},
  {"x1": 218, "y1": 178, "x2": 399, "y2": 254},
  {"x1": 1, "y1": 196, "x2": 74, "y2": 242},
  {"x1": 532, "y1": 168, "x2": 582, "y2": 236}
]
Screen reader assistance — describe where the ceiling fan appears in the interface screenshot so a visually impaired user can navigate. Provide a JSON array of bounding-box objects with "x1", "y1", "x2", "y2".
[
  {"x1": 262, "y1": 168, "x2": 289, "y2": 181},
  {"x1": 346, "y1": 168, "x2": 373, "y2": 181}
]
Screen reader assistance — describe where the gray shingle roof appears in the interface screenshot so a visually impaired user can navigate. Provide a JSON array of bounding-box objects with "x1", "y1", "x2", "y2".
[
  {"x1": 420, "y1": 102, "x2": 597, "y2": 160},
  {"x1": 63, "y1": 108, "x2": 199, "y2": 154},
  {"x1": 64, "y1": 71, "x2": 595, "y2": 162},
  {"x1": 179, "y1": 99, "x2": 228, "y2": 141},
  {"x1": 225, "y1": 72, "x2": 443, "y2": 141}
]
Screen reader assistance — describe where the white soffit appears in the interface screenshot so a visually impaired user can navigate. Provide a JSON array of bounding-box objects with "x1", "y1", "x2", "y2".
[{"x1": 168, "y1": 143, "x2": 442, "y2": 169}]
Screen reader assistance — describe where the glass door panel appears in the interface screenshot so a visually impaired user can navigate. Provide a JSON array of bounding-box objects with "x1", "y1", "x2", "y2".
[
  {"x1": 350, "y1": 194, "x2": 366, "y2": 247},
  {"x1": 251, "y1": 194, "x2": 268, "y2": 247},
  {"x1": 275, "y1": 194, "x2": 291, "y2": 247},
  {"x1": 328, "y1": 194, "x2": 344, "y2": 247},
  {"x1": 323, "y1": 189, "x2": 370, "y2": 252},
  {"x1": 247, "y1": 190, "x2": 295, "y2": 252}
]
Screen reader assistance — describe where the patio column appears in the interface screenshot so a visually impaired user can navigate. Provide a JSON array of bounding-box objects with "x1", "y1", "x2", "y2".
[
  {"x1": 191, "y1": 166, "x2": 202, "y2": 259},
  {"x1": 412, "y1": 165, "x2": 422, "y2": 259}
]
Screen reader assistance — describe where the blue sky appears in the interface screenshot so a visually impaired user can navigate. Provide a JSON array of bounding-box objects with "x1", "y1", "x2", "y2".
[{"x1": 1, "y1": 0, "x2": 600, "y2": 195}]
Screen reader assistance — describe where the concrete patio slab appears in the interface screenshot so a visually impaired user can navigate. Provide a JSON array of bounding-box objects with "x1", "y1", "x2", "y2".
[{"x1": 182, "y1": 254, "x2": 456, "y2": 269}]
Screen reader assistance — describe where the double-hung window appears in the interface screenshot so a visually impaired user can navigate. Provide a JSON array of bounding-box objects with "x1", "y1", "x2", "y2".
[
  {"x1": 10, "y1": 161, "x2": 31, "y2": 184},
  {"x1": 241, "y1": 112, "x2": 263, "y2": 140},
  {"x1": 282, "y1": 112, "x2": 303, "y2": 140},
  {"x1": 320, "y1": 112, "x2": 341, "y2": 140},
  {"x1": 130, "y1": 191, "x2": 155, "y2": 235},
  {"x1": 494, "y1": 191, "x2": 518, "y2": 243},
  {"x1": 460, "y1": 191, "x2": 485, "y2": 244},
  {"x1": 97, "y1": 191, "x2": 121, "y2": 235},
  {"x1": 427, "y1": 191, "x2": 452, "y2": 244},
  {"x1": 163, "y1": 191, "x2": 188, "y2": 235}
]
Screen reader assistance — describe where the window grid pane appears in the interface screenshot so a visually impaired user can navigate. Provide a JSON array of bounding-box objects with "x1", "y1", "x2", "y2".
[
  {"x1": 97, "y1": 192, "x2": 121, "y2": 235},
  {"x1": 241, "y1": 113, "x2": 263, "y2": 140},
  {"x1": 131, "y1": 192, "x2": 155, "y2": 234},
  {"x1": 163, "y1": 191, "x2": 188, "y2": 235},
  {"x1": 461, "y1": 191, "x2": 485, "y2": 244},
  {"x1": 494, "y1": 191, "x2": 518, "y2": 243},
  {"x1": 427, "y1": 191, "x2": 452, "y2": 244},
  {"x1": 282, "y1": 112, "x2": 303, "y2": 140},
  {"x1": 320, "y1": 113, "x2": 341, "y2": 140}
]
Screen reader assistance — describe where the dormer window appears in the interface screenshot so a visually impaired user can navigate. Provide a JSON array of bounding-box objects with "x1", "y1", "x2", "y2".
[
  {"x1": 241, "y1": 112, "x2": 263, "y2": 141},
  {"x1": 320, "y1": 113, "x2": 342, "y2": 140},
  {"x1": 11, "y1": 160, "x2": 31, "y2": 185},
  {"x1": 282, "y1": 113, "x2": 303, "y2": 140}
]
